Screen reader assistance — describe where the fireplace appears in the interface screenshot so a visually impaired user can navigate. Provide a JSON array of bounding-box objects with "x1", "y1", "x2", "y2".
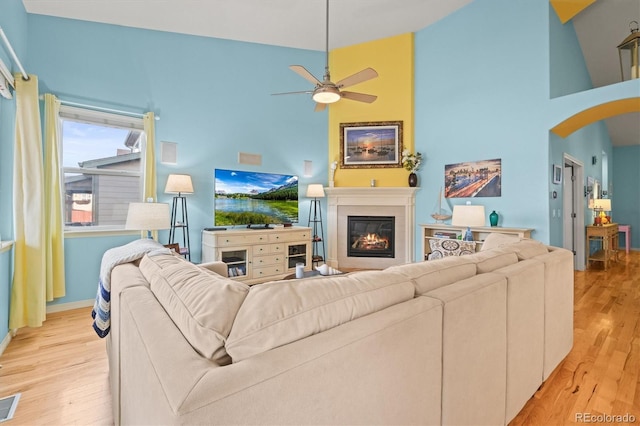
[
  {"x1": 347, "y1": 216, "x2": 395, "y2": 258},
  {"x1": 325, "y1": 187, "x2": 417, "y2": 269}
]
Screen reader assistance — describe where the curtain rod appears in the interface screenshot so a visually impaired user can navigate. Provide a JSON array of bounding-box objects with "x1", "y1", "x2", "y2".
[
  {"x1": 60, "y1": 99, "x2": 160, "y2": 120},
  {"x1": 0, "y1": 27, "x2": 29, "y2": 81},
  {"x1": 40, "y1": 95, "x2": 161, "y2": 121}
]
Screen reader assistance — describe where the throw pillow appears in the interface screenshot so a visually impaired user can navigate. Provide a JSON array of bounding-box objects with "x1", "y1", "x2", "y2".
[
  {"x1": 140, "y1": 254, "x2": 250, "y2": 365},
  {"x1": 428, "y1": 238, "x2": 476, "y2": 260},
  {"x1": 480, "y1": 233, "x2": 520, "y2": 251}
]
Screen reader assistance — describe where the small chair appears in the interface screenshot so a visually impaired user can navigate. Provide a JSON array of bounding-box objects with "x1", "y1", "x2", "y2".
[{"x1": 618, "y1": 224, "x2": 631, "y2": 255}]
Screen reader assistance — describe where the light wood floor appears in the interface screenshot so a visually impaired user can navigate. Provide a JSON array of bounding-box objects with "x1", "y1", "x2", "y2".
[{"x1": 1, "y1": 251, "x2": 639, "y2": 425}]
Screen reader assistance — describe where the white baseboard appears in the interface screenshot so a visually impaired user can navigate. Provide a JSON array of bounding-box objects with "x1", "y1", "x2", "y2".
[
  {"x1": 46, "y1": 299, "x2": 94, "y2": 314},
  {"x1": 0, "y1": 331, "x2": 11, "y2": 357}
]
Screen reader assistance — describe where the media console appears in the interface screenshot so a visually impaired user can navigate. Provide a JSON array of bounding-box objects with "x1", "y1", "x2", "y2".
[{"x1": 202, "y1": 227, "x2": 312, "y2": 284}]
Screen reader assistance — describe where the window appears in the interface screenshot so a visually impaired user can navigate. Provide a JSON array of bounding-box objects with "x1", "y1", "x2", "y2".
[{"x1": 60, "y1": 105, "x2": 146, "y2": 230}]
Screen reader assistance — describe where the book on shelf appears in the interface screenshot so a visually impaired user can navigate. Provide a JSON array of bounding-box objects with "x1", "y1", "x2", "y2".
[
  {"x1": 433, "y1": 231, "x2": 460, "y2": 239},
  {"x1": 227, "y1": 265, "x2": 247, "y2": 277}
]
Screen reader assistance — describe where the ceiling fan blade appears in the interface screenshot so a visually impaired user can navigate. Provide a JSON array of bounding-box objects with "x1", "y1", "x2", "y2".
[
  {"x1": 314, "y1": 102, "x2": 327, "y2": 112},
  {"x1": 341, "y1": 91, "x2": 377, "y2": 103},
  {"x1": 272, "y1": 90, "x2": 313, "y2": 96},
  {"x1": 335, "y1": 68, "x2": 378, "y2": 89},
  {"x1": 289, "y1": 65, "x2": 322, "y2": 86}
]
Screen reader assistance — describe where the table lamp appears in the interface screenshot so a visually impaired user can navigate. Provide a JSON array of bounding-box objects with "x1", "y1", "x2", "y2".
[
  {"x1": 452, "y1": 204, "x2": 485, "y2": 241},
  {"x1": 592, "y1": 198, "x2": 611, "y2": 225},
  {"x1": 125, "y1": 202, "x2": 170, "y2": 239}
]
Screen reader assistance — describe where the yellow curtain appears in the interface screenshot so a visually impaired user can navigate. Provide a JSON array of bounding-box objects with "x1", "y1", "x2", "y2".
[
  {"x1": 10, "y1": 75, "x2": 46, "y2": 329},
  {"x1": 44, "y1": 94, "x2": 66, "y2": 300},
  {"x1": 143, "y1": 112, "x2": 158, "y2": 238}
]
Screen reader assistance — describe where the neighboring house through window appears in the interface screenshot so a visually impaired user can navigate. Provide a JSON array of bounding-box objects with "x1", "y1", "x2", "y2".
[{"x1": 60, "y1": 105, "x2": 145, "y2": 230}]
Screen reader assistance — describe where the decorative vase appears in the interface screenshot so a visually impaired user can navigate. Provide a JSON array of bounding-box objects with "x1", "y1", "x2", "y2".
[
  {"x1": 489, "y1": 210, "x2": 499, "y2": 227},
  {"x1": 463, "y1": 227, "x2": 474, "y2": 241},
  {"x1": 408, "y1": 172, "x2": 418, "y2": 187}
]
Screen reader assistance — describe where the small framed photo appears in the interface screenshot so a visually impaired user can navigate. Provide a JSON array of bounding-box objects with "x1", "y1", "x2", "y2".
[
  {"x1": 339, "y1": 121, "x2": 403, "y2": 169},
  {"x1": 552, "y1": 164, "x2": 562, "y2": 184}
]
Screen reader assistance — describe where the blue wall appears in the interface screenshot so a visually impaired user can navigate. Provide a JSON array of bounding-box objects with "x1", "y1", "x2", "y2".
[
  {"x1": 613, "y1": 145, "x2": 640, "y2": 249},
  {"x1": 414, "y1": 0, "x2": 552, "y2": 245},
  {"x1": 413, "y1": 0, "x2": 635, "y2": 256},
  {"x1": 24, "y1": 15, "x2": 326, "y2": 306}
]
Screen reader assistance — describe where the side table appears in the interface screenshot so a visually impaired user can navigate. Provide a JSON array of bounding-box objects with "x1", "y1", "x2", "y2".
[
  {"x1": 618, "y1": 224, "x2": 631, "y2": 255},
  {"x1": 586, "y1": 223, "x2": 619, "y2": 270}
]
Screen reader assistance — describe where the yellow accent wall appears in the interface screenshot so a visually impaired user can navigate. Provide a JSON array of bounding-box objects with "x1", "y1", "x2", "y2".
[
  {"x1": 328, "y1": 33, "x2": 414, "y2": 187},
  {"x1": 549, "y1": 0, "x2": 596, "y2": 24}
]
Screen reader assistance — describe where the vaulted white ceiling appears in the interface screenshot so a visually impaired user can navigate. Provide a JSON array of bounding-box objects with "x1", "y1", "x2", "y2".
[
  {"x1": 21, "y1": 0, "x2": 639, "y2": 146},
  {"x1": 20, "y1": 0, "x2": 474, "y2": 51}
]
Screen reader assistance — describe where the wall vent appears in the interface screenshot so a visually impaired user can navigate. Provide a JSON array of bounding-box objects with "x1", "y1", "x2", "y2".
[
  {"x1": 0, "y1": 393, "x2": 20, "y2": 422},
  {"x1": 238, "y1": 152, "x2": 262, "y2": 166}
]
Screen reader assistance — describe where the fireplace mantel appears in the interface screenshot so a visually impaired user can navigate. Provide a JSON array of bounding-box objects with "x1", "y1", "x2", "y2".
[{"x1": 325, "y1": 187, "x2": 418, "y2": 269}]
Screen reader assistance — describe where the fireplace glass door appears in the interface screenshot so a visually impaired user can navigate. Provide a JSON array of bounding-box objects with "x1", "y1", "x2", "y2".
[{"x1": 347, "y1": 216, "x2": 395, "y2": 258}]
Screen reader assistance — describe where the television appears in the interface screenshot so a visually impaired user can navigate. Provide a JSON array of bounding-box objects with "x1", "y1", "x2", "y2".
[{"x1": 214, "y1": 168, "x2": 299, "y2": 227}]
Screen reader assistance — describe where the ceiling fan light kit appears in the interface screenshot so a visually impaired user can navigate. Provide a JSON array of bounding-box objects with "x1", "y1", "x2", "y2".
[
  {"x1": 274, "y1": 0, "x2": 378, "y2": 111},
  {"x1": 312, "y1": 86, "x2": 341, "y2": 104}
]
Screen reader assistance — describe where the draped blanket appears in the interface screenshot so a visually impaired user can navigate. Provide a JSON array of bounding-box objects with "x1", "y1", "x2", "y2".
[{"x1": 92, "y1": 239, "x2": 170, "y2": 337}]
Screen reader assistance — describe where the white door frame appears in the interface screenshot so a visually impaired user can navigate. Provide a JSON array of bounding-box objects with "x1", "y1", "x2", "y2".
[{"x1": 563, "y1": 154, "x2": 585, "y2": 270}]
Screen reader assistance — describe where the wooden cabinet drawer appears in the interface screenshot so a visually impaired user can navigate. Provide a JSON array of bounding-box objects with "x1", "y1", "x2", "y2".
[
  {"x1": 253, "y1": 243, "x2": 284, "y2": 255},
  {"x1": 253, "y1": 244, "x2": 271, "y2": 255},
  {"x1": 253, "y1": 253, "x2": 283, "y2": 267},
  {"x1": 268, "y1": 230, "x2": 310, "y2": 243},
  {"x1": 253, "y1": 265, "x2": 284, "y2": 279},
  {"x1": 216, "y1": 233, "x2": 269, "y2": 247}
]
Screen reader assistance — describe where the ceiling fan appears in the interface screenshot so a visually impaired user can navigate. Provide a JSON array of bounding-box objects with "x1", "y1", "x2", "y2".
[{"x1": 272, "y1": 0, "x2": 378, "y2": 112}]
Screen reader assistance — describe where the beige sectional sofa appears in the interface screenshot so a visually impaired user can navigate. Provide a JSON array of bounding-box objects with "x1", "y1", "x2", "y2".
[{"x1": 106, "y1": 235, "x2": 573, "y2": 425}]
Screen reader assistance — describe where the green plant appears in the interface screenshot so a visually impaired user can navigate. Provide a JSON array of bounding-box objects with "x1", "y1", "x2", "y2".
[{"x1": 402, "y1": 150, "x2": 422, "y2": 173}]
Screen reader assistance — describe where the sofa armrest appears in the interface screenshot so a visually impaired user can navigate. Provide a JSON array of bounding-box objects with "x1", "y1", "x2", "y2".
[
  {"x1": 199, "y1": 261, "x2": 228, "y2": 277},
  {"x1": 119, "y1": 287, "x2": 443, "y2": 425}
]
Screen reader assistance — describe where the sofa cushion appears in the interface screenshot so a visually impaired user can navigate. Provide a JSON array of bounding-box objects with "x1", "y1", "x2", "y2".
[
  {"x1": 510, "y1": 240, "x2": 549, "y2": 260},
  {"x1": 140, "y1": 254, "x2": 250, "y2": 364},
  {"x1": 480, "y1": 233, "x2": 521, "y2": 251},
  {"x1": 226, "y1": 270, "x2": 415, "y2": 362},
  {"x1": 470, "y1": 247, "x2": 519, "y2": 273},
  {"x1": 387, "y1": 256, "x2": 477, "y2": 295}
]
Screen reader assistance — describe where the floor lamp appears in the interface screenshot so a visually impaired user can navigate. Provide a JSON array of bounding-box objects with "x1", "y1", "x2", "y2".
[
  {"x1": 165, "y1": 174, "x2": 194, "y2": 260},
  {"x1": 307, "y1": 184, "x2": 325, "y2": 266}
]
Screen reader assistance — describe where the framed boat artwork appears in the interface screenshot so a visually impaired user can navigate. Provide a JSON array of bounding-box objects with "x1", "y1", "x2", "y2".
[{"x1": 339, "y1": 121, "x2": 403, "y2": 169}]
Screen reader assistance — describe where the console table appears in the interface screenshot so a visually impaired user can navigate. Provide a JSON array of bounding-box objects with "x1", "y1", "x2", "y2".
[
  {"x1": 420, "y1": 224, "x2": 533, "y2": 261},
  {"x1": 586, "y1": 223, "x2": 619, "y2": 270},
  {"x1": 202, "y1": 227, "x2": 312, "y2": 284}
]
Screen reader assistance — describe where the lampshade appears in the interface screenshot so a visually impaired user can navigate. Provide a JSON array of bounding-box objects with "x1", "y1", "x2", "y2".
[
  {"x1": 306, "y1": 184, "x2": 325, "y2": 198},
  {"x1": 593, "y1": 198, "x2": 611, "y2": 211},
  {"x1": 312, "y1": 86, "x2": 341, "y2": 104},
  {"x1": 451, "y1": 205, "x2": 486, "y2": 227},
  {"x1": 125, "y1": 202, "x2": 170, "y2": 232},
  {"x1": 165, "y1": 174, "x2": 194, "y2": 194}
]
